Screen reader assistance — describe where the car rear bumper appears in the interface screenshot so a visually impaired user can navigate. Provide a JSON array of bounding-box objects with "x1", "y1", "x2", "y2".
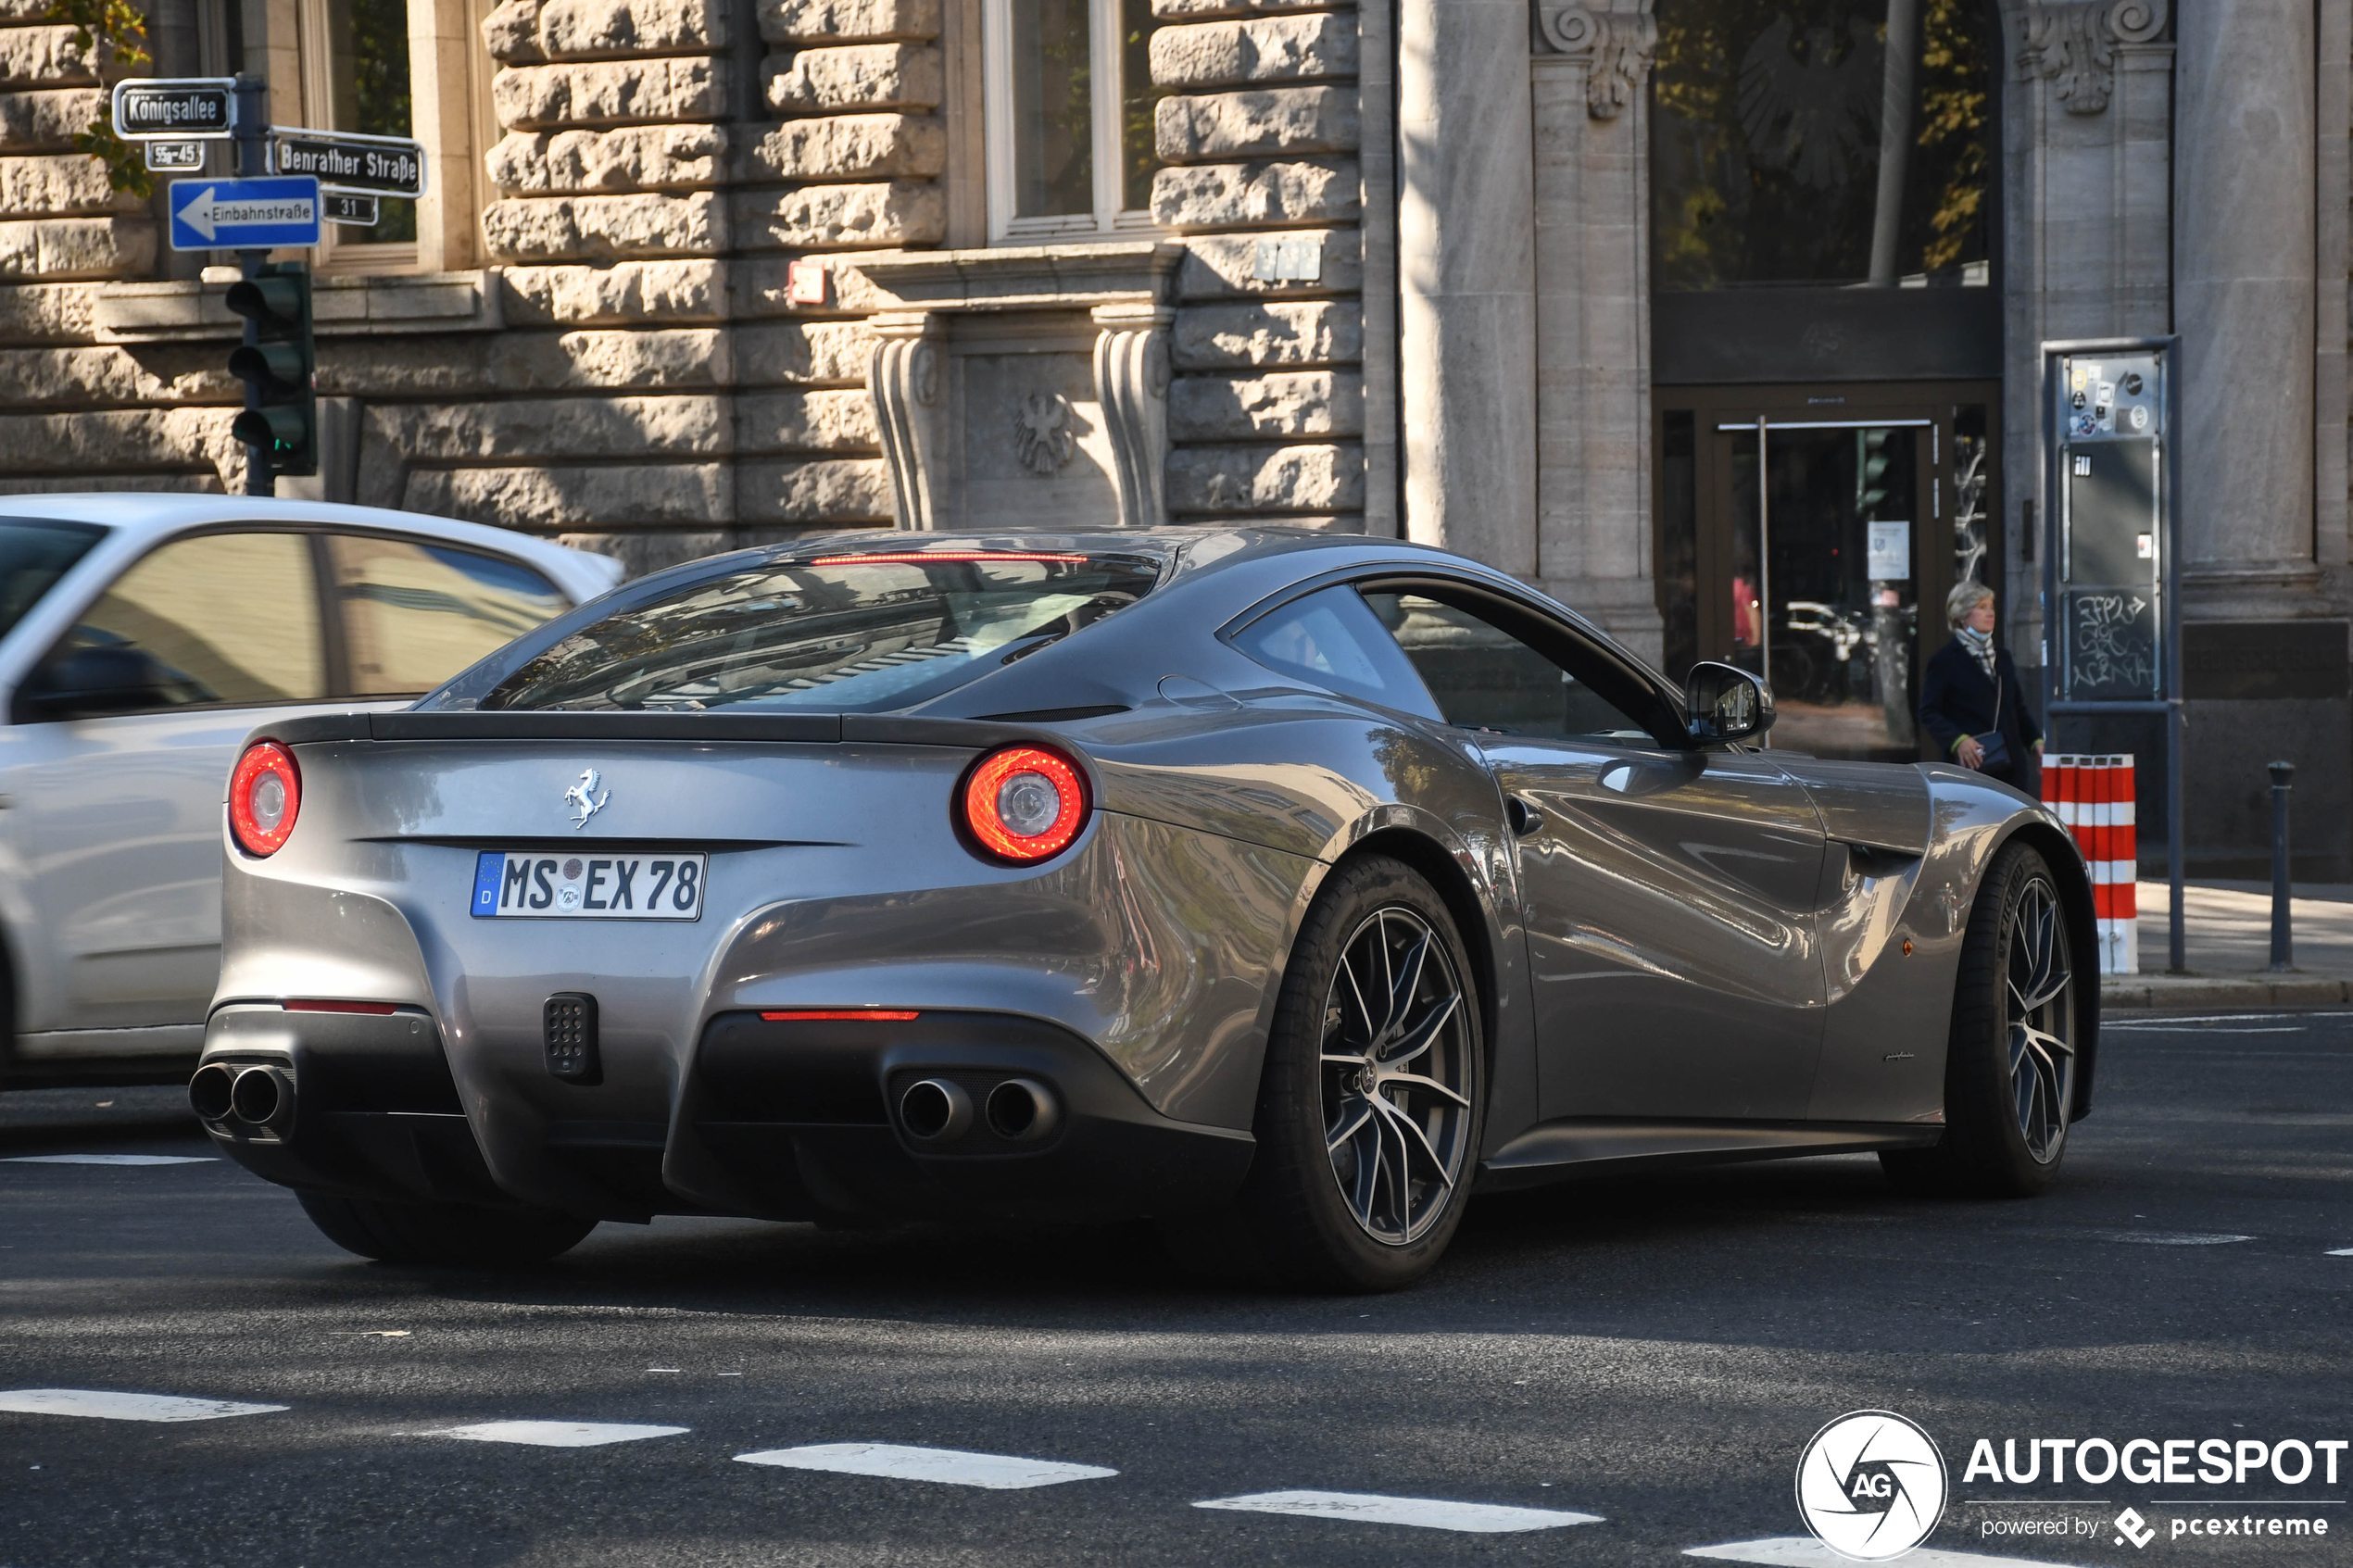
[{"x1": 197, "y1": 1004, "x2": 1255, "y2": 1224}]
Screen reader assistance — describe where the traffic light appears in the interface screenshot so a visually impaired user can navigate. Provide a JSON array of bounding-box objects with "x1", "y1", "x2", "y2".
[{"x1": 225, "y1": 261, "x2": 316, "y2": 483}]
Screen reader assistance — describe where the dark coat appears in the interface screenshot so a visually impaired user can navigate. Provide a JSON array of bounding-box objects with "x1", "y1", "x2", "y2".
[{"x1": 1919, "y1": 634, "x2": 2042, "y2": 789}]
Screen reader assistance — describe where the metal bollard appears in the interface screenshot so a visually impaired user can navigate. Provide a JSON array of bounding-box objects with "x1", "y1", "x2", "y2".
[{"x1": 2269, "y1": 760, "x2": 2295, "y2": 972}]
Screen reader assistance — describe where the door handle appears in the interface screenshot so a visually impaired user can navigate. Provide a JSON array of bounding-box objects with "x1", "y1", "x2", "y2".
[{"x1": 1506, "y1": 796, "x2": 1542, "y2": 836}]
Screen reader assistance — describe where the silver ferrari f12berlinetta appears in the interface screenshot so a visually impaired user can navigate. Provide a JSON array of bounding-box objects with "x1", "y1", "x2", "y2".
[{"x1": 195, "y1": 529, "x2": 2096, "y2": 1289}]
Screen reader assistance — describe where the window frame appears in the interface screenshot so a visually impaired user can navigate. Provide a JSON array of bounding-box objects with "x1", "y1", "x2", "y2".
[
  {"x1": 13, "y1": 524, "x2": 338, "y2": 722},
  {"x1": 1222, "y1": 568, "x2": 1696, "y2": 751},
  {"x1": 12, "y1": 524, "x2": 573, "y2": 721},
  {"x1": 982, "y1": 0, "x2": 1163, "y2": 243}
]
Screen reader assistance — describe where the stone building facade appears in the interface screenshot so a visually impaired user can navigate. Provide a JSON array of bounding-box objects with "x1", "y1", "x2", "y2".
[{"x1": 0, "y1": 0, "x2": 2347, "y2": 875}]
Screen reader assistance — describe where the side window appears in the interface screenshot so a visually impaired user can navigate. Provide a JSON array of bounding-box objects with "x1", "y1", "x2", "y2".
[
  {"x1": 60, "y1": 533, "x2": 326, "y2": 706},
  {"x1": 328, "y1": 536, "x2": 571, "y2": 696},
  {"x1": 1229, "y1": 584, "x2": 1444, "y2": 720},
  {"x1": 1360, "y1": 591, "x2": 1660, "y2": 745}
]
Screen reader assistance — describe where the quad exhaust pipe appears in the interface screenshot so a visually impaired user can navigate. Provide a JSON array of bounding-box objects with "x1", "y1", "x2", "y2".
[
  {"x1": 896, "y1": 1074, "x2": 1059, "y2": 1146},
  {"x1": 190, "y1": 1062, "x2": 294, "y2": 1134}
]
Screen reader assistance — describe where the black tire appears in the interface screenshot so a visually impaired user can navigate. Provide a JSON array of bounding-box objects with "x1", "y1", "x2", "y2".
[
  {"x1": 1166, "y1": 855, "x2": 1484, "y2": 1292},
  {"x1": 297, "y1": 1190, "x2": 597, "y2": 1266},
  {"x1": 1881, "y1": 838, "x2": 2079, "y2": 1198}
]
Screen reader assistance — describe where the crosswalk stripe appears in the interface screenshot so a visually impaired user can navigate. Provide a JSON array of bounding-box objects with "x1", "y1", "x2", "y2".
[
  {"x1": 1688, "y1": 1537, "x2": 2093, "y2": 1567},
  {"x1": 0, "y1": 1389, "x2": 286, "y2": 1423},
  {"x1": 4, "y1": 1155, "x2": 213, "y2": 1166},
  {"x1": 735, "y1": 1442, "x2": 1117, "y2": 1489},
  {"x1": 1193, "y1": 1490, "x2": 1602, "y2": 1533},
  {"x1": 431, "y1": 1421, "x2": 689, "y2": 1447}
]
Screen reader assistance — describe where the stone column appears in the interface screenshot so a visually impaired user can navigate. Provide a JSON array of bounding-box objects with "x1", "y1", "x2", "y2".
[
  {"x1": 1092, "y1": 303, "x2": 1174, "y2": 531},
  {"x1": 1530, "y1": 0, "x2": 1661, "y2": 666},
  {"x1": 2002, "y1": 0, "x2": 2173, "y2": 670},
  {"x1": 1396, "y1": 0, "x2": 1536, "y2": 573},
  {"x1": 866, "y1": 309, "x2": 947, "y2": 531},
  {"x1": 2173, "y1": 0, "x2": 2320, "y2": 614}
]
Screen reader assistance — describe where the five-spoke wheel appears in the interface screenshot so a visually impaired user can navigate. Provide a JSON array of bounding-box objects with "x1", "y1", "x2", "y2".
[
  {"x1": 1882, "y1": 837, "x2": 2080, "y2": 1198},
  {"x1": 1318, "y1": 906, "x2": 1476, "y2": 1246},
  {"x1": 1171, "y1": 855, "x2": 1483, "y2": 1290}
]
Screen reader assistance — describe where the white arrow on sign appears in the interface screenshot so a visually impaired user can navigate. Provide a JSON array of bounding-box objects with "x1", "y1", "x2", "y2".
[{"x1": 176, "y1": 186, "x2": 316, "y2": 242}]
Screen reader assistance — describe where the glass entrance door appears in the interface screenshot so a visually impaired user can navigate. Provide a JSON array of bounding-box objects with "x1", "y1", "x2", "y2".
[
  {"x1": 1655, "y1": 385, "x2": 1997, "y2": 763},
  {"x1": 1720, "y1": 417, "x2": 1926, "y2": 760}
]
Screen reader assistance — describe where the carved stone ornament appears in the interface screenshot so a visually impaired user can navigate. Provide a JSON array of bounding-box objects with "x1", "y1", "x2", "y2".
[
  {"x1": 2016, "y1": 0, "x2": 2167, "y2": 116},
  {"x1": 1532, "y1": 0, "x2": 1657, "y2": 119},
  {"x1": 1013, "y1": 392, "x2": 1078, "y2": 476}
]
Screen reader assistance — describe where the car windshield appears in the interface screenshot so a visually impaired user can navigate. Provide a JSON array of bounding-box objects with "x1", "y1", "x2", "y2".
[
  {"x1": 472, "y1": 550, "x2": 1163, "y2": 713},
  {"x1": 0, "y1": 520, "x2": 104, "y2": 644}
]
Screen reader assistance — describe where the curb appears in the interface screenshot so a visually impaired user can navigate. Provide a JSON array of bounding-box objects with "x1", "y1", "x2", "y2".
[{"x1": 2102, "y1": 974, "x2": 2353, "y2": 1010}]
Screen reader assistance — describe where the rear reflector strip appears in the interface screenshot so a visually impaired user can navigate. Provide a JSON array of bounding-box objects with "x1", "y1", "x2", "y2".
[
  {"x1": 284, "y1": 999, "x2": 400, "y2": 1015},
  {"x1": 758, "y1": 1010, "x2": 920, "y2": 1022}
]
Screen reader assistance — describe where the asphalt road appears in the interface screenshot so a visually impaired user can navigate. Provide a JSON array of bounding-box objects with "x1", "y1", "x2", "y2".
[{"x1": 5, "y1": 1011, "x2": 2352, "y2": 1567}]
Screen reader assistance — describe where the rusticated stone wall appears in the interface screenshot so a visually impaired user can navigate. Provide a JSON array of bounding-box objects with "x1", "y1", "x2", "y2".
[
  {"x1": 1149, "y1": 0, "x2": 1368, "y2": 528},
  {"x1": 0, "y1": 0, "x2": 1381, "y2": 566}
]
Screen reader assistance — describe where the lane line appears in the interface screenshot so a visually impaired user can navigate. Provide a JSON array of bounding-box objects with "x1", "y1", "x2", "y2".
[
  {"x1": 735, "y1": 1443, "x2": 1116, "y2": 1489},
  {"x1": 2100, "y1": 1231, "x2": 2252, "y2": 1246},
  {"x1": 2328, "y1": 1248, "x2": 2353, "y2": 1257},
  {"x1": 4, "y1": 1154, "x2": 213, "y2": 1166},
  {"x1": 1688, "y1": 1537, "x2": 2091, "y2": 1567},
  {"x1": 0, "y1": 1389, "x2": 286, "y2": 1423},
  {"x1": 1193, "y1": 1490, "x2": 1601, "y2": 1533},
  {"x1": 431, "y1": 1421, "x2": 689, "y2": 1448}
]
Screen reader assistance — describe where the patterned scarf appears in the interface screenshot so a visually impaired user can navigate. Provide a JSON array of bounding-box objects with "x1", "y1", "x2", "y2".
[{"x1": 1956, "y1": 624, "x2": 1997, "y2": 683}]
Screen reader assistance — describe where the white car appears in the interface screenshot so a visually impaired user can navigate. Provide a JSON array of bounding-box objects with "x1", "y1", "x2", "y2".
[{"x1": 0, "y1": 495, "x2": 623, "y2": 1087}]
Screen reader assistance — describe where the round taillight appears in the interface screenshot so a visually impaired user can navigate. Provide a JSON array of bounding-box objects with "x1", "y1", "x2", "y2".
[
  {"x1": 960, "y1": 745, "x2": 1088, "y2": 863},
  {"x1": 229, "y1": 741, "x2": 300, "y2": 857}
]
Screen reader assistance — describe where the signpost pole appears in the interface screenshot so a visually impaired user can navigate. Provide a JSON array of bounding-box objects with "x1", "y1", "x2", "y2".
[{"x1": 230, "y1": 73, "x2": 271, "y2": 497}]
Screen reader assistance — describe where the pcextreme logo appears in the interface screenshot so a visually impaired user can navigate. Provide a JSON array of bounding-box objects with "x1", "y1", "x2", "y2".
[{"x1": 1795, "y1": 1410, "x2": 1950, "y2": 1562}]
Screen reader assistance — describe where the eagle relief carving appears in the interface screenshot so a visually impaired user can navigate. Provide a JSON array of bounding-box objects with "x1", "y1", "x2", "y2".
[{"x1": 1013, "y1": 392, "x2": 1078, "y2": 476}]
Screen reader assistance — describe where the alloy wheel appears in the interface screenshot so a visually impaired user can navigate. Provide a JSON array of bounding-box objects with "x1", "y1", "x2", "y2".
[
  {"x1": 1318, "y1": 906, "x2": 1475, "y2": 1245},
  {"x1": 2005, "y1": 873, "x2": 2074, "y2": 1163}
]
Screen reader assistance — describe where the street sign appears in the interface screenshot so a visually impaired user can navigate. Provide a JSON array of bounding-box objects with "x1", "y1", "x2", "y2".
[
  {"x1": 271, "y1": 128, "x2": 426, "y2": 199},
  {"x1": 168, "y1": 177, "x2": 321, "y2": 250},
  {"x1": 113, "y1": 78, "x2": 236, "y2": 140},
  {"x1": 144, "y1": 139, "x2": 204, "y2": 172},
  {"x1": 324, "y1": 192, "x2": 379, "y2": 226}
]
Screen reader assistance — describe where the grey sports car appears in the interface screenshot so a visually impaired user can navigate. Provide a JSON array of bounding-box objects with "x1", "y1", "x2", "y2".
[{"x1": 195, "y1": 529, "x2": 2096, "y2": 1289}]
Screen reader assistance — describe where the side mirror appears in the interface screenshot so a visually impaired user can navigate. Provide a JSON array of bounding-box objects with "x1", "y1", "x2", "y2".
[
  {"x1": 14, "y1": 645, "x2": 210, "y2": 722},
  {"x1": 1685, "y1": 660, "x2": 1775, "y2": 743}
]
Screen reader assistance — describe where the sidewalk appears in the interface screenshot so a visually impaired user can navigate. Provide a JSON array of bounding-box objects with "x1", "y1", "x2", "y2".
[{"x1": 2103, "y1": 881, "x2": 2353, "y2": 1010}]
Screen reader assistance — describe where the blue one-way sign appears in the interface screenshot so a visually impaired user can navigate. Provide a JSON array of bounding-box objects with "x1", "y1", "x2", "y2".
[{"x1": 168, "y1": 176, "x2": 321, "y2": 250}]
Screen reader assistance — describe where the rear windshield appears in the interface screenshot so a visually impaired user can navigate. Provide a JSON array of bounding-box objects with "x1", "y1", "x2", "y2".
[
  {"x1": 0, "y1": 520, "x2": 104, "y2": 645},
  {"x1": 471, "y1": 551, "x2": 1162, "y2": 713}
]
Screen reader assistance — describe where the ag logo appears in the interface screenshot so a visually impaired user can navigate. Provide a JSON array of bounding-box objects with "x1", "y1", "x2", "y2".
[{"x1": 1794, "y1": 1410, "x2": 1948, "y2": 1561}]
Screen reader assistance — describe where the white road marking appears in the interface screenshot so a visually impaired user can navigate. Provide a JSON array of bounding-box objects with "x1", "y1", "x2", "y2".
[
  {"x1": 1688, "y1": 1537, "x2": 2090, "y2": 1567},
  {"x1": 1193, "y1": 1489, "x2": 1601, "y2": 1533},
  {"x1": 4, "y1": 1154, "x2": 212, "y2": 1166},
  {"x1": 2328, "y1": 1248, "x2": 2353, "y2": 1257},
  {"x1": 0, "y1": 1389, "x2": 286, "y2": 1423},
  {"x1": 2100, "y1": 1231, "x2": 2253, "y2": 1246},
  {"x1": 735, "y1": 1442, "x2": 1116, "y2": 1489},
  {"x1": 432, "y1": 1421, "x2": 689, "y2": 1447}
]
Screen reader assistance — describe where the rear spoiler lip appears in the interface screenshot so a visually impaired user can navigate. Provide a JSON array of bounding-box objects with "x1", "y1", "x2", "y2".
[{"x1": 246, "y1": 709, "x2": 1088, "y2": 751}]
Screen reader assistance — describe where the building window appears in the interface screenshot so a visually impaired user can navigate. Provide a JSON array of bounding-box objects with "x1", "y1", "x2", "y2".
[
  {"x1": 300, "y1": 0, "x2": 420, "y2": 266},
  {"x1": 1648, "y1": 0, "x2": 1994, "y2": 290},
  {"x1": 985, "y1": 0, "x2": 1163, "y2": 240}
]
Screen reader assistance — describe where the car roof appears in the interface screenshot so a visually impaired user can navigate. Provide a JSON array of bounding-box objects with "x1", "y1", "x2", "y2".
[{"x1": 0, "y1": 494, "x2": 623, "y2": 599}]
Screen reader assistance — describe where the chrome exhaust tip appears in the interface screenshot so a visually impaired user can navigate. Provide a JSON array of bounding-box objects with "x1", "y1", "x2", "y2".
[
  {"x1": 899, "y1": 1077, "x2": 972, "y2": 1142},
  {"x1": 984, "y1": 1078, "x2": 1060, "y2": 1144},
  {"x1": 228, "y1": 1065, "x2": 291, "y2": 1130},
  {"x1": 187, "y1": 1063, "x2": 236, "y2": 1123}
]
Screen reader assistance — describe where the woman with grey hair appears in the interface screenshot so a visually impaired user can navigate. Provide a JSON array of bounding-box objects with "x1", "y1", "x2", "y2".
[{"x1": 1918, "y1": 581, "x2": 2042, "y2": 790}]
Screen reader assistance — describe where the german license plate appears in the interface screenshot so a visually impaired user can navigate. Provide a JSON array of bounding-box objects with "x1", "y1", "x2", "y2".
[{"x1": 470, "y1": 851, "x2": 705, "y2": 920}]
